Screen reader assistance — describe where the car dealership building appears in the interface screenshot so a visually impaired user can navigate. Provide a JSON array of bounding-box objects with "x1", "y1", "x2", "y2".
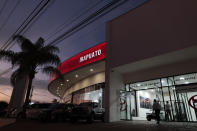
[{"x1": 49, "y1": 0, "x2": 197, "y2": 122}]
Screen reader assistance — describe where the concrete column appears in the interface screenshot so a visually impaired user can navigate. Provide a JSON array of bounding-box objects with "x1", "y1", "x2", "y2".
[{"x1": 109, "y1": 71, "x2": 124, "y2": 122}]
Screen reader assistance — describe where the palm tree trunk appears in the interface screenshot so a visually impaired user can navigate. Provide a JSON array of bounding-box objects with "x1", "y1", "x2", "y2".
[
  {"x1": 22, "y1": 73, "x2": 34, "y2": 118},
  {"x1": 7, "y1": 72, "x2": 29, "y2": 117}
]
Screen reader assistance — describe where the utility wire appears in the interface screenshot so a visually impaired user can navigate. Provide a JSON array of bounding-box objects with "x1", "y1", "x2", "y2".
[
  {"x1": 0, "y1": 0, "x2": 50, "y2": 76},
  {"x1": 48, "y1": 0, "x2": 128, "y2": 46},
  {"x1": 45, "y1": 0, "x2": 104, "y2": 42},
  {"x1": 0, "y1": 91, "x2": 10, "y2": 97},
  {"x1": 0, "y1": 0, "x2": 8, "y2": 18},
  {"x1": 20, "y1": 0, "x2": 55, "y2": 36},
  {"x1": 4, "y1": 0, "x2": 51, "y2": 50},
  {"x1": 0, "y1": 0, "x2": 46, "y2": 50},
  {"x1": 0, "y1": 0, "x2": 126, "y2": 75},
  {"x1": 0, "y1": 0, "x2": 21, "y2": 33},
  {"x1": 2, "y1": 0, "x2": 102, "y2": 76}
]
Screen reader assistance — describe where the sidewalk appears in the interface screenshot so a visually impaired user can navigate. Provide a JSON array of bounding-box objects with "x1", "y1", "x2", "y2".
[
  {"x1": 0, "y1": 118, "x2": 16, "y2": 128},
  {"x1": 111, "y1": 120, "x2": 197, "y2": 131}
]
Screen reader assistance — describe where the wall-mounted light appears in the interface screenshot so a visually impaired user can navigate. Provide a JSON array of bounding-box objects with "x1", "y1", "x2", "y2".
[
  {"x1": 75, "y1": 74, "x2": 79, "y2": 78},
  {"x1": 66, "y1": 79, "x2": 69, "y2": 82},
  {"x1": 90, "y1": 68, "x2": 94, "y2": 72},
  {"x1": 180, "y1": 77, "x2": 185, "y2": 80}
]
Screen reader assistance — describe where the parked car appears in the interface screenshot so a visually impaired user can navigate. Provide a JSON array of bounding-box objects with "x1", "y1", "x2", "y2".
[
  {"x1": 71, "y1": 102, "x2": 105, "y2": 123},
  {"x1": 26, "y1": 103, "x2": 52, "y2": 120},
  {"x1": 0, "y1": 101, "x2": 8, "y2": 118},
  {"x1": 50, "y1": 104, "x2": 75, "y2": 122},
  {"x1": 39, "y1": 103, "x2": 74, "y2": 122}
]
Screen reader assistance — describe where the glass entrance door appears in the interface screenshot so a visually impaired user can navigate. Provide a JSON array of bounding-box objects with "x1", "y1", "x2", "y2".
[{"x1": 124, "y1": 73, "x2": 197, "y2": 122}]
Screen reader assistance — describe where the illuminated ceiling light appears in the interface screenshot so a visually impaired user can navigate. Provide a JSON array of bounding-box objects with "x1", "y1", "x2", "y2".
[
  {"x1": 185, "y1": 81, "x2": 189, "y2": 84},
  {"x1": 180, "y1": 77, "x2": 185, "y2": 80},
  {"x1": 66, "y1": 79, "x2": 69, "y2": 82},
  {"x1": 161, "y1": 80, "x2": 165, "y2": 83},
  {"x1": 60, "y1": 83, "x2": 63, "y2": 86},
  {"x1": 90, "y1": 68, "x2": 94, "y2": 72},
  {"x1": 75, "y1": 74, "x2": 79, "y2": 78},
  {"x1": 137, "y1": 84, "x2": 141, "y2": 86}
]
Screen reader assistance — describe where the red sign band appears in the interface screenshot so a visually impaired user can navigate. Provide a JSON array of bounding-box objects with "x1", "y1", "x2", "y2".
[{"x1": 49, "y1": 42, "x2": 106, "y2": 83}]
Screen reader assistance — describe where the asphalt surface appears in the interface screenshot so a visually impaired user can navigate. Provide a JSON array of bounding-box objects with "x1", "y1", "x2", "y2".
[
  {"x1": 1, "y1": 120, "x2": 197, "y2": 131},
  {"x1": 0, "y1": 118, "x2": 15, "y2": 128}
]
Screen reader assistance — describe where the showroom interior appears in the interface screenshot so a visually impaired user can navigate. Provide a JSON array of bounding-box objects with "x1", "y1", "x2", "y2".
[{"x1": 120, "y1": 73, "x2": 197, "y2": 122}]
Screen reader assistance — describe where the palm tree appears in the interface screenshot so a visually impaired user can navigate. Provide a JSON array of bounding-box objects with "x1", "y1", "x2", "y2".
[{"x1": 0, "y1": 35, "x2": 63, "y2": 117}]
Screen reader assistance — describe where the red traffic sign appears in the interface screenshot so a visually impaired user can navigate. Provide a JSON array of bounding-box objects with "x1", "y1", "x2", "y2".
[{"x1": 188, "y1": 95, "x2": 197, "y2": 110}]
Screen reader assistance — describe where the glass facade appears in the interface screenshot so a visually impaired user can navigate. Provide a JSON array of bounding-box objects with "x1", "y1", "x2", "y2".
[
  {"x1": 72, "y1": 83, "x2": 105, "y2": 108},
  {"x1": 121, "y1": 73, "x2": 197, "y2": 122}
]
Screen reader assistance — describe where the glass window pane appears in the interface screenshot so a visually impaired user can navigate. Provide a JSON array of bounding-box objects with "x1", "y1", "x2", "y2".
[
  {"x1": 161, "y1": 78, "x2": 168, "y2": 86},
  {"x1": 167, "y1": 77, "x2": 175, "y2": 86}
]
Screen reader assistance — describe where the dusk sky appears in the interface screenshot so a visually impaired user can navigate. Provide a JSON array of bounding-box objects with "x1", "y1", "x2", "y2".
[{"x1": 0, "y1": 0, "x2": 147, "y2": 102}]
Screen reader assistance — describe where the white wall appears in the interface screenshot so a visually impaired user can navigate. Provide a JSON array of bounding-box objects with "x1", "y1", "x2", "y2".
[
  {"x1": 108, "y1": 71, "x2": 124, "y2": 122},
  {"x1": 106, "y1": 0, "x2": 197, "y2": 123}
]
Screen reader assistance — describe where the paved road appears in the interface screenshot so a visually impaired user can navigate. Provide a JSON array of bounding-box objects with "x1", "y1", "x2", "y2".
[
  {"x1": 0, "y1": 118, "x2": 15, "y2": 128},
  {"x1": 1, "y1": 120, "x2": 197, "y2": 131}
]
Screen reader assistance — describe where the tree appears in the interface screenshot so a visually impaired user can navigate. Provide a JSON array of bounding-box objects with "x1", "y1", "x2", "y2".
[{"x1": 0, "y1": 35, "x2": 63, "y2": 117}]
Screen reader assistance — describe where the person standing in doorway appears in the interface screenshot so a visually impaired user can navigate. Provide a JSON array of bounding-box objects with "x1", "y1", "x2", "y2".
[
  {"x1": 165, "y1": 101, "x2": 172, "y2": 121},
  {"x1": 153, "y1": 99, "x2": 161, "y2": 124}
]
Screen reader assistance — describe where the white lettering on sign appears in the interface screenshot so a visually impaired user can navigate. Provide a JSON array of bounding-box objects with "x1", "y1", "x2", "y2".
[{"x1": 80, "y1": 49, "x2": 102, "y2": 63}]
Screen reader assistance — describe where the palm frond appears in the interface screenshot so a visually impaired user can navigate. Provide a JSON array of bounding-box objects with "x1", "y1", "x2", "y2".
[
  {"x1": 0, "y1": 50, "x2": 16, "y2": 62},
  {"x1": 42, "y1": 66, "x2": 64, "y2": 81},
  {"x1": 13, "y1": 35, "x2": 34, "y2": 51},
  {"x1": 35, "y1": 37, "x2": 44, "y2": 49},
  {"x1": 10, "y1": 52, "x2": 27, "y2": 67},
  {"x1": 41, "y1": 44, "x2": 59, "y2": 54},
  {"x1": 38, "y1": 53, "x2": 61, "y2": 66}
]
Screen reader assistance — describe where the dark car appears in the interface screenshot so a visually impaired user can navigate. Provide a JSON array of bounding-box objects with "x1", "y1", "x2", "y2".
[
  {"x1": 39, "y1": 103, "x2": 73, "y2": 122},
  {"x1": 26, "y1": 103, "x2": 52, "y2": 120},
  {"x1": 50, "y1": 104, "x2": 75, "y2": 122},
  {"x1": 71, "y1": 102, "x2": 105, "y2": 123},
  {"x1": 0, "y1": 101, "x2": 8, "y2": 117}
]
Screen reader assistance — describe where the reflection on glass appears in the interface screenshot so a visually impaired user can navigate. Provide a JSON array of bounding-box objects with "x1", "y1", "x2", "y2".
[
  {"x1": 161, "y1": 78, "x2": 168, "y2": 86},
  {"x1": 126, "y1": 84, "x2": 129, "y2": 91}
]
